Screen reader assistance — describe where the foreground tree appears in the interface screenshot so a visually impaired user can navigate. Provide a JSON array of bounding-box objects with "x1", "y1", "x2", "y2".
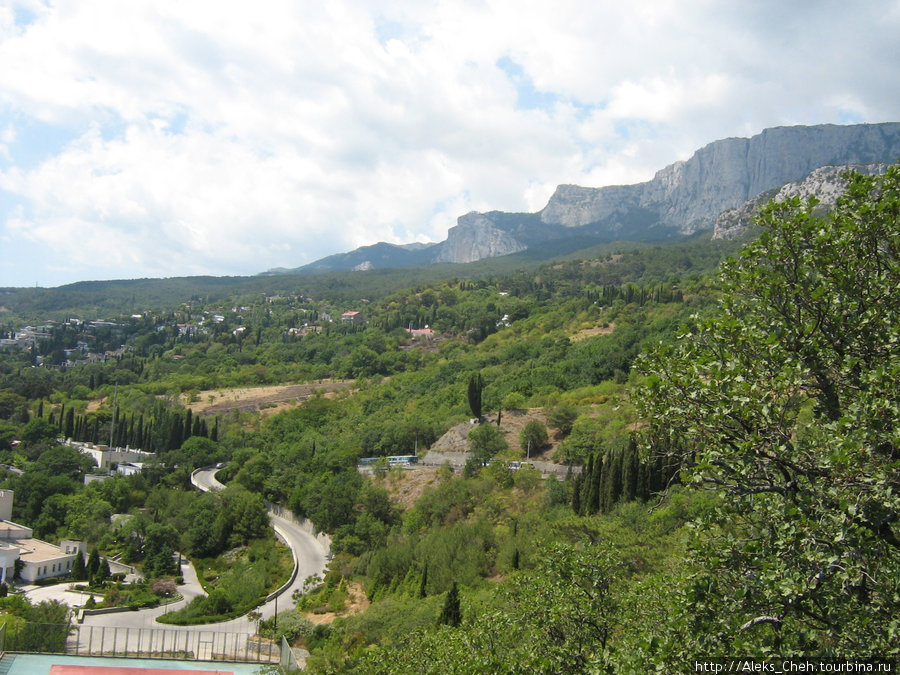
[{"x1": 637, "y1": 165, "x2": 900, "y2": 656}]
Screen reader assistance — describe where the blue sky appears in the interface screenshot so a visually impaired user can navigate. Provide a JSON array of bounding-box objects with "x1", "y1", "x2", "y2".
[{"x1": 1, "y1": 0, "x2": 898, "y2": 288}]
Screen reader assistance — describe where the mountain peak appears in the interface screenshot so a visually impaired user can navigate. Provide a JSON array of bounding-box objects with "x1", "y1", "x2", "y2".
[{"x1": 273, "y1": 122, "x2": 900, "y2": 275}]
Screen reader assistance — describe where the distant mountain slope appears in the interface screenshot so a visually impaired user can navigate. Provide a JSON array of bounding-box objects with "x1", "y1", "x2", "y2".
[
  {"x1": 271, "y1": 122, "x2": 900, "y2": 274},
  {"x1": 267, "y1": 241, "x2": 440, "y2": 274}
]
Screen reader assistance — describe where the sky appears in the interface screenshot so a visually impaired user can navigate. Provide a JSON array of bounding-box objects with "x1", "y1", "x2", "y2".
[{"x1": 1, "y1": 1, "x2": 898, "y2": 288}]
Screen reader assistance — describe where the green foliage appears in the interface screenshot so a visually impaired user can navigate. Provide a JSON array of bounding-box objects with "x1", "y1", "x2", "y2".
[
  {"x1": 350, "y1": 543, "x2": 623, "y2": 673},
  {"x1": 0, "y1": 596, "x2": 71, "y2": 653},
  {"x1": 0, "y1": 206, "x2": 742, "y2": 668},
  {"x1": 519, "y1": 419, "x2": 548, "y2": 456},
  {"x1": 437, "y1": 581, "x2": 461, "y2": 627},
  {"x1": 546, "y1": 402, "x2": 578, "y2": 438},
  {"x1": 160, "y1": 537, "x2": 291, "y2": 624},
  {"x1": 636, "y1": 165, "x2": 900, "y2": 656},
  {"x1": 259, "y1": 608, "x2": 314, "y2": 644},
  {"x1": 467, "y1": 423, "x2": 507, "y2": 465}
]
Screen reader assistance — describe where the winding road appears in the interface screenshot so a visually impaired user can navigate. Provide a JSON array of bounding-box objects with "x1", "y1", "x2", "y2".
[{"x1": 75, "y1": 466, "x2": 329, "y2": 634}]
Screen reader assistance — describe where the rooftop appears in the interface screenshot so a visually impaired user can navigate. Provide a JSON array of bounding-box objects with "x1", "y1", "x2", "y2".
[
  {"x1": 0, "y1": 521, "x2": 32, "y2": 540},
  {"x1": 15, "y1": 538, "x2": 70, "y2": 564}
]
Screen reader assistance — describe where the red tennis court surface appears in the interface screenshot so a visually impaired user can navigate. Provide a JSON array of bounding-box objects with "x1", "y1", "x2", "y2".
[{"x1": 50, "y1": 667, "x2": 233, "y2": 674}]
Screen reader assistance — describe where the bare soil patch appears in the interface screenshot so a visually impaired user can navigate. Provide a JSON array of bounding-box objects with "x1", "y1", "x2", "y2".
[
  {"x1": 376, "y1": 466, "x2": 443, "y2": 510},
  {"x1": 181, "y1": 381, "x2": 352, "y2": 417},
  {"x1": 428, "y1": 408, "x2": 560, "y2": 462},
  {"x1": 85, "y1": 381, "x2": 353, "y2": 417},
  {"x1": 570, "y1": 322, "x2": 615, "y2": 342},
  {"x1": 304, "y1": 582, "x2": 370, "y2": 626}
]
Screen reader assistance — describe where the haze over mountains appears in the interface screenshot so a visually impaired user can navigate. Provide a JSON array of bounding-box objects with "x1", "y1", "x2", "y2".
[{"x1": 275, "y1": 122, "x2": 900, "y2": 275}]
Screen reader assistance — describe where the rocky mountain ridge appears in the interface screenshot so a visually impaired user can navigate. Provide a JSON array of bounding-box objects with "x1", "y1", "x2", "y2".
[
  {"x1": 275, "y1": 122, "x2": 900, "y2": 274},
  {"x1": 712, "y1": 163, "x2": 889, "y2": 240}
]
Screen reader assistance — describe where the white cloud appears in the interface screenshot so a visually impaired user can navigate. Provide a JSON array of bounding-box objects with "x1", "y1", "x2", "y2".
[{"x1": 0, "y1": 0, "x2": 899, "y2": 286}]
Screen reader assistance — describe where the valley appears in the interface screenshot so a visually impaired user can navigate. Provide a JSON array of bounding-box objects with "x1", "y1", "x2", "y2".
[{"x1": 0, "y1": 146, "x2": 897, "y2": 671}]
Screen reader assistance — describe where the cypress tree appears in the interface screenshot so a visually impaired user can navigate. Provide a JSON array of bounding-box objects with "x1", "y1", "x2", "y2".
[
  {"x1": 64, "y1": 408, "x2": 75, "y2": 440},
  {"x1": 602, "y1": 447, "x2": 624, "y2": 513},
  {"x1": 588, "y1": 450, "x2": 603, "y2": 514},
  {"x1": 581, "y1": 454, "x2": 594, "y2": 514},
  {"x1": 93, "y1": 557, "x2": 111, "y2": 586},
  {"x1": 168, "y1": 415, "x2": 183, "y2": 451},
  {"x1": 570, "y1": 473, "x2": 583, "y2": 514},
  {"x1": 438, "y1": 582, "x2": 462, "y2": 627},
  {"x1": 70, "y1": 550, "x2": 86, "y2": 581},
  {"x1": 86, "y1": 549, "x2": 100, "y2": 582},
  {"x1": 621, "y1": 435, "x2": 640, "y2": 503},
  {"x1": 419, "y1": 564, "x2": 428, "y2": 598},
  {"x1": 467, "y1": 373, "x2": 484, "y2": 419}
]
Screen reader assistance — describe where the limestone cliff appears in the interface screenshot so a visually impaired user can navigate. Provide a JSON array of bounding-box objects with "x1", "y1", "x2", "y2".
[
  {"x1": 432, "y1": 212, "x2": 528, "y2": 263},
  {"x1": 712, "y1": 163, "x2": 889, "y2": 239},
  {"x1": 539, "y1": 123, "x2": 900, "y2": 236},
  {"x1": 288, "y1": 122, "x2": 900, "y2": 273}
]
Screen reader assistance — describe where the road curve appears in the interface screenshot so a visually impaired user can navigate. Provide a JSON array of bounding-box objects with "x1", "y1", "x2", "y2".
[{"x1": 80, "y1": 466, "x2": 328, "y2": 632}]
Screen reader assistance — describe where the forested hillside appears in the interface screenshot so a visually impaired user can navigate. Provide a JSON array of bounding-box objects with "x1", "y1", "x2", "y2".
[{"x1": 0, "y1": 165, "x2": 897, "y2": 670}]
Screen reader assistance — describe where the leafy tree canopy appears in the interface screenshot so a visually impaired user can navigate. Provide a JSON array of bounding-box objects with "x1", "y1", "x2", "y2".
[{"x1": 637, "y1": 165, "x2": 900, "y2": 656}]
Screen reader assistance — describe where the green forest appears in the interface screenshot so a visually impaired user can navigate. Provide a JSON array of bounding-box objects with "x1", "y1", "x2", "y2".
[{"x1": 0, "y1": 165, "x2": 897, "y2": 671}]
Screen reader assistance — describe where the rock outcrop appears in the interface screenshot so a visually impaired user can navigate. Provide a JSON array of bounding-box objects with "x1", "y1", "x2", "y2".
[
  {"x1": 712, "y1": 163, "x2": 889, "y2": 239},
  {"x1": 432, "y1": 212, "x2": 528, "y2": 263},
  {"x1": 285, "y1": 122, "x2": 900, "y2": 273},
  {"x1": 538, "y1": 123, "x2": 900, "y2": 236}
]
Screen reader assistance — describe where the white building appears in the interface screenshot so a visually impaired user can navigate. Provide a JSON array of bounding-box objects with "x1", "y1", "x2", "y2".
[
  {"x1": 0, "y1": 490, "x2": 84, "y2": 584},
  {"x1": 65, "y1": 440, "x2": 155, "y2": 471}
]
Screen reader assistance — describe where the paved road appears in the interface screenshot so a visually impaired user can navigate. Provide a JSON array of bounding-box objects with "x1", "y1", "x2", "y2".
[
  {"x1": 72, "y1": 466, "x2": 328, "y2": 634},
  {"x1": 421, "y1": 450, "x2": 579, "y2": 476}
]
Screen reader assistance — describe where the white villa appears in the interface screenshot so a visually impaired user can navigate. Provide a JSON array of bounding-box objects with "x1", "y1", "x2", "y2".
[
  {"x1": 0, "y1": 490, "x2": 84, "y2": 584},
  {"x1": 64, "y1": 440, "x2": 154, "y2": 471}
]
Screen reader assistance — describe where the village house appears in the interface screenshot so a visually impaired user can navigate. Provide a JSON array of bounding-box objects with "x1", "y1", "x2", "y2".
[{"x1": 406, "y1": 327, "x2": 435, "y2": 339}]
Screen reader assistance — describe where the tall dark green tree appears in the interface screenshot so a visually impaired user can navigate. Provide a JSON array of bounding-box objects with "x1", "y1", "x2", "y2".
[
  {"x1": 419, "y1": 564, "x2": 428, "y2": 599},
  {"x1": 438, "y1": 581, "x2": 462, "y2": 627},
  {"x1": 70, "y1": 550, "x2": 86, "y2": 581},
  {"x1": 588, "y1": 450, "x2": 602, "y2": 514},
  {"x1": 85, "y1": 549, "x2": 100, "y2": 581},
  {"x1": 466, "y1": 373, "x2": 484, "y2": 419},
  {"x1": 579, "y1": 454, "x2": 594, "y2": 515}
]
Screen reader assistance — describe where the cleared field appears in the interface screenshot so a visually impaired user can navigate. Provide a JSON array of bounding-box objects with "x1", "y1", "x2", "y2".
[{"x1": 182, "y1": 381, "x2": 352, "y2": 417}]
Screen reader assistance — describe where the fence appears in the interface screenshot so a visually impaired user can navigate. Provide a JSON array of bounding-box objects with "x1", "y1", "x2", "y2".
[
  {"x1": 280, "y1": 635, "x2": 305, "y2": 672},
  {"x1": 2, "y1": 622, "x2": 280, "y2": 664}
]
